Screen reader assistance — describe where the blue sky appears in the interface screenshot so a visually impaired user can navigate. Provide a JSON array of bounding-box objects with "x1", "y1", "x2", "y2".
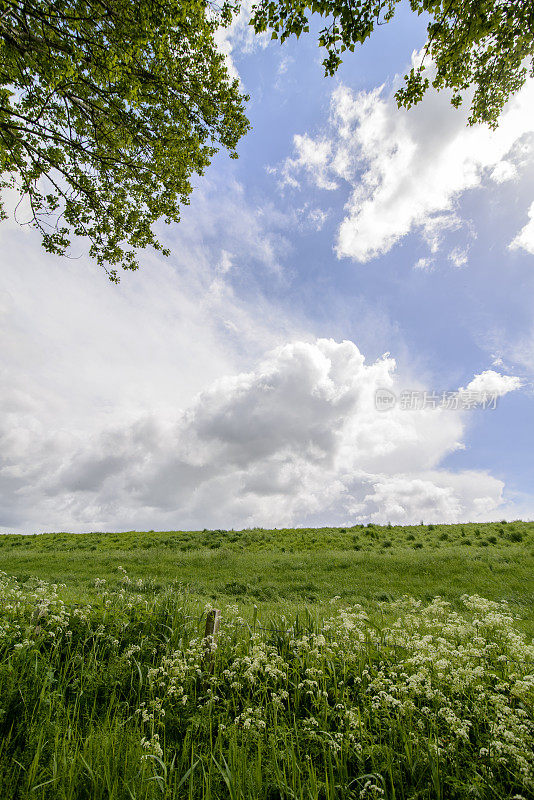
[{"x1": 1, "y1": 2, "x2": 533, "y2": 532}]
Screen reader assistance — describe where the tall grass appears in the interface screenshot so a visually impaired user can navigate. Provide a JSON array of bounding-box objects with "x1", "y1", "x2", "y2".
[{"x1": 0, "y1": 570, "x2": 533, "y2": 799}]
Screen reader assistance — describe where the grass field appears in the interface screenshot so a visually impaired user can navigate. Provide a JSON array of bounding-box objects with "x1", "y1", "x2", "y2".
[
  {"x1": 1, "y1": 521, "x2": 533, "y2": 627},
  {"x1": 0, "y1": 522, "x2": 533, "y2": 799}
]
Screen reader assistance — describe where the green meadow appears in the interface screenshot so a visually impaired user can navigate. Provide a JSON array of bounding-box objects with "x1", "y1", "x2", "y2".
[
  {"x1": 1, "y1": 521, "x2": 533, "y2": 626},
  {"x1": 0, "y1": 522, "x2": 533, "y2": 799}
]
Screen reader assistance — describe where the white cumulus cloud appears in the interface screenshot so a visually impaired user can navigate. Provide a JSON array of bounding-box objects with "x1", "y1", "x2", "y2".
[
  {"x1": 463, "y1": 370, "x2": 522, "y2": 397},
  {"x1": 1, "y1": 336, "x2": 515, "y2": 532},
  {"x1": 354, "y1": 471, "x2": 503, "y2": 525},
  {"x1": 279, "y1": 62, "x2": 534, "y2": 263}
]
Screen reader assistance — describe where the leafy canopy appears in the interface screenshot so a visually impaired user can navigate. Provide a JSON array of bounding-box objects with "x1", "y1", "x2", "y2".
[
  {"x1": 2, "y1": 2, "x2": 532, "y2": 278},
  {"x1": 0, "y1": 0, "x2": 250, "y2": 281},
  {"x1": 251, "y1": 0, "x2": 534, "y2": 128}
]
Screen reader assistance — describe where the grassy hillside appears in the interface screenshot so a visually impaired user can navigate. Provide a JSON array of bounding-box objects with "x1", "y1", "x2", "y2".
[
  {"x1": 1, "y1": 520, "x2": 533, "y2": 629},
  {"x1": 1, "y1": 522, "x2": 533, "y2": 799}
]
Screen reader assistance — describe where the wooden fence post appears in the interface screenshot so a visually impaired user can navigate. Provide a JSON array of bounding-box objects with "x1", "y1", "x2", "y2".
[{"x1": 202, "y1": 608, "x2": 221, "y2": 674}]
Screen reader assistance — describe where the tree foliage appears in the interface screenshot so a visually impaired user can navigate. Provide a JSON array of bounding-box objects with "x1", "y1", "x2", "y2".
[
  {"x1": 0, "y1": 0, "x2": 250, "y2": 281},
  {"x1": 251, "y1": 0, "x2": 534, "y2": 129}
]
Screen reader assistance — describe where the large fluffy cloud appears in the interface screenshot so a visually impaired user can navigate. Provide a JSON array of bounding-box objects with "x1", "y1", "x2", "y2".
[
  {"x1": 0, "y1": 166, "x2": 310, "y2": 532},
  {"x1": 1, "y1": 336, "x2": 514, "y2": 532},
  {"x1": 353, "y1": 472, "x2": 504, "y2": 525},
  {"x1": 280, "y1": 59, "x2": 534, "y2": 262}
]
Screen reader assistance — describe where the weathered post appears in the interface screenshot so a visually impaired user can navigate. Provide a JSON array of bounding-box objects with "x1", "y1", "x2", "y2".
[{"x1": 202, "y1": 608, "x2": 221, "y2": 674}]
